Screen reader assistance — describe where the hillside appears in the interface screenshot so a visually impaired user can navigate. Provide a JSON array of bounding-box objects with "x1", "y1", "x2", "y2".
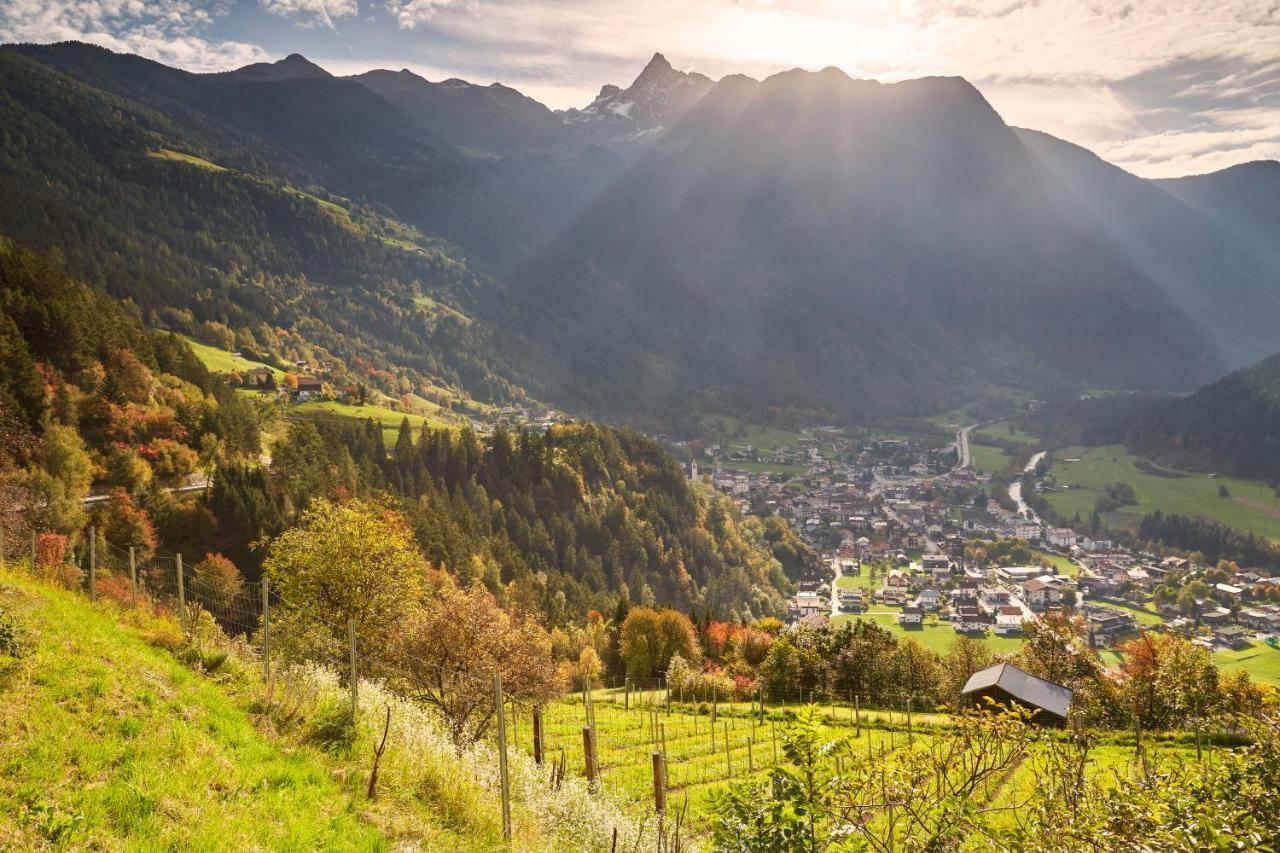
[
  {"x1": 1039, "y1": 353, "x2": 1280, "y2": 486},
  {"x1": 0, "y1": 565, "x2": 436, "y2": 848}
]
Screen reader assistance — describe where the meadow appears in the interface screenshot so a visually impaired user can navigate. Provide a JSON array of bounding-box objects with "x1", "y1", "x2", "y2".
[
  {"x1": 1044, "y1": 445, "x2": 1280, "y2": 541},
  {"x1": 515, "y1": 687, "x2": 1208, "y2": 835}
]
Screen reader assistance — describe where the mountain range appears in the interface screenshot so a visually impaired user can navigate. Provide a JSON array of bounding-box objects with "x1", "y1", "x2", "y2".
[{"x1": 1, "y1": 41, "x2": 1278, "y2": 425}]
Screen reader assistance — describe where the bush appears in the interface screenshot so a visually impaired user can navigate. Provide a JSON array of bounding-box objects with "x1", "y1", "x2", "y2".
[
  {"x1": 305, "y1": 698, "x2": 358, "y2": 753},
  {"x1": 0, "y1": 605, "x2": 27, "y2": 658}
]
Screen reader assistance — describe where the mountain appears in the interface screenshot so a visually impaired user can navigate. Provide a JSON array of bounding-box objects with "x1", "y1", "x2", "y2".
[
  {"x1": 561, "y1": 53, "x2": 714, "y2": 146},
  {"x1": 221, "y1": 52, "x2": 333, "y2": 82},
  {"x1": 1159, "y1": 161, "x2": 1280, "y2": 256},
  {"x1": 349, "y1": 68, "x2": 563, "y2": 155},
  {"x1": 510, "y1": 68, "x2": 1221, "y2": 420},
  {"x1": 1016, "y1": 129, "x2": 1280, "y2": 370},
  {"x1": 2, "y1": 41, "x2": 1279, "y2": 428},
  {"x1": 1044, "y1": 352, "x2": 1280, "y2": 485}
]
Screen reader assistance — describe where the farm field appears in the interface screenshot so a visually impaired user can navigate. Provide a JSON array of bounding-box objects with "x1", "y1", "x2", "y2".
[
  {"x1": 718, "y1": 460, "x2": 811, "y2": 476},
  {"x1": 700, "y1": 415, "x2": 805, "y2": 451},
  {"x1": 514, "y1": 689, "x2": 1206, "y2": 834},
  {"x1": 1044, "y1": 445, "x2": 1280, "y2": 541},
  {"x1": 830, "y1": 612, "x2": 1027, "y2": 656}
]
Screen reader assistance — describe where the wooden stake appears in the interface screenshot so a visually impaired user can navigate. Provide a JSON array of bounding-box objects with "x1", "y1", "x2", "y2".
[
  {"x1": 128, "y1": 546, "x2": 137, "y2": 607},
  {"x1": 261, "y1": 576, "x2": 271, "y2": 682},
  {"x1": 495, "y1": 675, "x2": 512, "y2": 840},
  {"x1": 348, "y1": 618, "x2": 358, "y2": 719},
  {"x1": 176, "y1": 553, "x2": 186, "y2": 631},
  {"x1": 582, "y1": 726, "x2": 597, "y2": 785},
  {"x1": 533, "y1": 706, "x2": 544, "y2": 765},
  {"x1": 88, "y1": 526, "x2": 96, "y2": 600},
  {"x1": 652, "y1": 751, "x2": 667, "y2": 814}
]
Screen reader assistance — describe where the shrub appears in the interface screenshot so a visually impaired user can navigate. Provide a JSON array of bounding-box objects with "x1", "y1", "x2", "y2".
[{"x1": 0, "y1": 605, "x2": 27, "y2": 658}]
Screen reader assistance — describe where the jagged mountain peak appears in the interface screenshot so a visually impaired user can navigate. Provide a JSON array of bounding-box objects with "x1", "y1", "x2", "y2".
[{"x1": 562, "y1": 51, "x2": 715, "y2": 145}]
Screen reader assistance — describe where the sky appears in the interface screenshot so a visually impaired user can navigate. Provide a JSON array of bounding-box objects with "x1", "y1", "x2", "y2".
[{"x1": 1, "y1": 1, "x2": 1278, "y2": 178}]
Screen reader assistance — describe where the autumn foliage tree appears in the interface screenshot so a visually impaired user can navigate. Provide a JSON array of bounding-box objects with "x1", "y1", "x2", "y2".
[
  {"x1": 391, "y1": 575, "x2": 560, "y2": 743},
  {"x1": 619, "y1": 607, "x2": 699, "y2": 682},
  {"x1": 263, "y1": 498, "x2": 426, "y2": 672}
]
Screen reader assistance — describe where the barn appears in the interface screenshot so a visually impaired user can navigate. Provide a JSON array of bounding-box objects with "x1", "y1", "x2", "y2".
[{"x1": 960, "y1": 662, "x2": 1072, "y2": 726}]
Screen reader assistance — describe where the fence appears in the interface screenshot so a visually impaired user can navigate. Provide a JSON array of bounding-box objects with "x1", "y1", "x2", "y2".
[{"x1": 6, "y1": 524, "x2": 1207, "y2": 840}]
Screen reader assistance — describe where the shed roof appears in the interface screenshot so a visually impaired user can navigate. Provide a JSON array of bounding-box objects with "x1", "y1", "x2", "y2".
[{"x1": 961, "y1": 663, "x2": 1072, "y2": 720}]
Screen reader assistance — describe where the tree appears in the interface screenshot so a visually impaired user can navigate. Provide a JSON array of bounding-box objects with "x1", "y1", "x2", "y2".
[
  {"x1": 190, "y1": 552, "x2": 246, "y2": 628},
  {"x1": 93, "y1": 489, "x2": 158, "y2": 559},
  {"x1": 941, "y1": 636, "x2": 995, "y2": 703},
  {"x1": 1017, "y1": 610, "x2": 1102, "y2": 688},
  {"x1": 27, "y1": 423, "x2": 92, "y2": 534},
  {"x1": 619, "y1": 607, "x2": 699, "y2": 681},
  {"x1": 1117, "y1": 632, "x2": 1220, "y2": 729},
  {"x1": 263, "y1": 498, "x2": 426, "y2": 671},
  {"x1": 391, "y1": 576, "x2": 560, "y2": 743}
]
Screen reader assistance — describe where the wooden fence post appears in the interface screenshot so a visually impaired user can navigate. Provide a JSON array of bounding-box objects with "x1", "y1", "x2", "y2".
[
  {"x1": 175, "y1": 553, "x2": 185, "y2": 631},
  {"x1": 88, "y1": 526, "x2": 96, "y2": 600},
  {"x1": 261, "y1": 575, "x2": 271, "y2": 683},
  {"x1": 582, "y1": 726, "x2": 597, "y2": 786},
  {"x1": 533, "y1": 706, "x2": 544, "y2": 765},
  {"x1": 855, "y1": 693, "x2": 861, "y2": 738},
  {"x1": 348, "y1": 618, "x2": 358, "y2": 719},
  {"x1": 31, "y1": 531, "x2": 37, "y2": 566},
  {"x1": 651, "y1": 750, "x2": 667, "y2": 814},
  {"x1": 129, "y1": 546, "x2": 137, "y2": 607},
  {"x1": 495, "y1": 674, "x2": 512, "y2": 841},
  {"x1": 907, "y1": 695, "x2": 914, "y2": 746},
  {"x1": 724, "y1": 721, "x2": 731, "y2": 776}
]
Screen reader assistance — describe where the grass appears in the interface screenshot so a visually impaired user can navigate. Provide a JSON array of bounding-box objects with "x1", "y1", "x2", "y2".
[
  {"x1": 830, "y1": 612, "x2": 1027, "y2": 656},
  {"x1": 180, "y1": 335, "x2": 285, "y2": 378},
  {"x1": 701, "y1": 415, "x2": 805, "y2": 452},
  {"x1": 974, "y1": 421, "x2": 1038, "y2": 446},
  {"x1": 969, "y1": 443, "x2": 1012, "y2": 474},
  {"x1": 147, "y1": 148, "x2": 227, "y2": 172},
  {"x1": 1033, "y1": 550, "x2": 1079, "y2": 577},
  {"x1": 1089, "y1": 599, "x2": 1163, "y2": 627},
  {"x1": 0, "y1": 567, "x2": 390, "y2": 850},
  {"x1": 718, "y1": 460, "x2": 811, "y2": 476},
  {"x1": 1044, "y1": 445, "x2": 1280, "y2": 541},
  {"x1": 292, "y1": 400, "x2": 458, "y2": 444},
  {"x1": 1214, "y1": 641, "x2": 1280, "y2": 684}
]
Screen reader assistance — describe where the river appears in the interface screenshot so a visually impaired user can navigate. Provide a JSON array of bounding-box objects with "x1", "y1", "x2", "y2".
[{"x1": 1008, "y1": 451, "x2": 1046, "y2": 520}]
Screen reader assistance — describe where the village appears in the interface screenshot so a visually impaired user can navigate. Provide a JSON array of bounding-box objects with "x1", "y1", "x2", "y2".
[{"x1": 692, "y1": 425, "x2": 1280, "y2": 664}]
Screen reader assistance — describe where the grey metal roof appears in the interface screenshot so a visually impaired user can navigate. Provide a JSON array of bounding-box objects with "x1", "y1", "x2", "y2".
[{"x1": 961, "y1": 663, "x2": 1073, "y2": 719}]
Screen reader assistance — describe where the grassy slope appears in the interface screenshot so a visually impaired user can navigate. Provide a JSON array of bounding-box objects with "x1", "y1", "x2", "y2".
[
  {"x1": 1045, "y1": 445, "x2": 1280, "y2": 540},
  {"x1": 0, "y1": 567, "x2": 393, "y2": 850},
  {"x1": 180, "y1": 335, "x2": 285, "y2": 379},
  {"x1": 969, "y1": 443, "x2": 1012, "y2": 474}
]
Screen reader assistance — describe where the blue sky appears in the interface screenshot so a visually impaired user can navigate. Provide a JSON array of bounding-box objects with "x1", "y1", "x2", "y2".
[{"x1": 2, "y1": 0, "x2": 1278, "y2": 178}]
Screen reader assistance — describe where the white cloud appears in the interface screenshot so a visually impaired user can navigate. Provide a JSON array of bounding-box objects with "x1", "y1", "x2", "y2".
[
  {"x1": 0, "y1": 0, "x2": 272, "y2": 72},
  {"x1": 385, "y1": 0, "x2": 462, "y2": 29},
  {"x1": 260, "y1": 0, "x2": 359, "y2": 31}
]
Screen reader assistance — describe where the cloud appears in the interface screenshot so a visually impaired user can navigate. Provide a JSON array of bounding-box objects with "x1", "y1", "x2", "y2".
[
  {"x1": 0, "y1": 0, "x2": 272, "y2": 72},
  {"x1": 259, "y1": 0, "x2": 360, "y2": 31},
  {"x1": 385, "y1": 0, "x2": 463, "y2": 29}
]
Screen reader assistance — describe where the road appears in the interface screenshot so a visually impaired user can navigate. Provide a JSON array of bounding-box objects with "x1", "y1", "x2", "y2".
[
  {"x1": 1008, "y1": 451, "x2": 1046, "y2": 521},
  {"x1": 954, "y1": 423, "x2": 976, "y2": 470},
  {"x1": 81, "y1": 474, "x2": 210, "y2": 506},
  {"x1": 831, "y1": 556, "x2": 843, "y2": 617}
]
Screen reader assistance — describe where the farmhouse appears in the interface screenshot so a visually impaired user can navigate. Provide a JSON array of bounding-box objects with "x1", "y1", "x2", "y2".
[{"x1": 961, "y1": 662, "x2": 1073, "y2": 726}]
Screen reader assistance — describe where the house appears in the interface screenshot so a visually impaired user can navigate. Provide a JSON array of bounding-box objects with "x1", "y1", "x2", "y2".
[
  {"x1": 1215, "y1": 583, "x2": 1246, "y2": 603},
  {"x1": 1212, "y1": 624, "x2": 1251, "y2": 650},
  {"x1": 954, "y1": 605, "x2": 986, "y2": 633},
  {"x1": 1047, "y1": 528, "x2": 1076, "y2": 549},
  {"x1": 838, "y1": 590, "x2": 865, "y2": 613},
  {"x1": 294, "y1": 377, "x2": 324, "y2": 400},
  {"x1": 961, "y1": 662, "x2": 1073, "y2": 725},
  {"x1": 917, "y1": 589, "x2": 941, "y2": 611},
  {"x1": 994, "y1": 605, "x2": 1027, "y2": 635},
  {"x1": 1084, "y1": 605, "x2": 1137, "y2": 644},
  {"x1": 790, "y1": 590, "x2": 827, "y2": 621},
  {"x1": 1020, "y1": 577, "x2": 1062, "y2": 611},
  {"x1": 243, "y1": 366, "x2": 275, "y2": 389},
  {"x1": 1240, "y1": 605, "x2": 1280, "y2": 633},
  {"x1": 899, "y1": 605, "x2": 924, "y2": 627}
]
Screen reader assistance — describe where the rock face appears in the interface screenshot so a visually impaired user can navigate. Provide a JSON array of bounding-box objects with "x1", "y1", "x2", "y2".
[{"x1": 560, "y1": 53, "x2": 715, "y2": 145}]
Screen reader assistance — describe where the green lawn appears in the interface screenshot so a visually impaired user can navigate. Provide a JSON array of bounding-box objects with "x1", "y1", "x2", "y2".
[
  {"x1": 292, "y1": 400, "x2": 457, "y2": 444},
  {"x1": 970, "y1": 443, "x2": 1012, "y2": 474},
  {"x1": 701, "y1": 415, "x2": 805, "y2": 451},
  {"x1": 830, "y1": 613, "x2": 1026, "y2": 656},
  {"x1": 181, "y1": 336, "x2": 285, "y2": 378},
  {"x1": 1214, "y1": 641, "x2": 1280, "y2": 684},
  {"x1": 1044, "y1": 445, "x2": 1280, "y2": 541},
  {"x1": 1033, "y1": 550, "x2": 1079, "y2": 577},
  {"x1": 974, "y1": 421, "x2": 1038, "y2": 445},
  {"x1": 720, "y1": 460, "x2": 811, "y2": 475}
]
